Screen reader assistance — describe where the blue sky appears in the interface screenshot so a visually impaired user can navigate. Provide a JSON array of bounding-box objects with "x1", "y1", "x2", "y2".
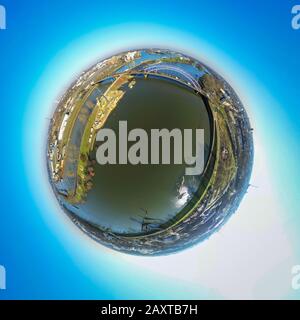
[{"x1": 0, "y1": 0, "x2": 299, "y2": 299}]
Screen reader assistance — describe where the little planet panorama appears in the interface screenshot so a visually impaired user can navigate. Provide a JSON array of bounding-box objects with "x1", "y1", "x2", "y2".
[{"x1": 47, "y1": 48, "x2": 253, "y2": 255}]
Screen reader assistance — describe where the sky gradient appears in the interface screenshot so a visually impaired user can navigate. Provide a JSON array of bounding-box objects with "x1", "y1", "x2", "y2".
[{"x1": 0, "y1": 0, "x2": 299, "y2": 299}]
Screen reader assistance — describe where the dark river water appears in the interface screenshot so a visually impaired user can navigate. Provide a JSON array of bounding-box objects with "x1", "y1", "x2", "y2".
[{"x1": 80, "y1": 76, "x2": 212, "y2": 235}]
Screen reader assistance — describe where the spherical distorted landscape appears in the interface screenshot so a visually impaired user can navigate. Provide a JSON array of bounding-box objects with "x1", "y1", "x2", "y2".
[{"x1": 47, "y1": 49, "x2": 253, "y2": 255}]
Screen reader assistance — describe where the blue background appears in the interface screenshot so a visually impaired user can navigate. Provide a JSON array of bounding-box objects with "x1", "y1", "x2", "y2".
[{"x1": 0, "y1": 0, "x2": 299, "y2": 299}]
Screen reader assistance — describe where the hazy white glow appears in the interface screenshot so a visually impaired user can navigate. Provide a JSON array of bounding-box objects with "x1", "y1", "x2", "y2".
[
  {"x1": 124, "y1": 138, "x2": 294, "y2": 299},
  {"x1": 175, "y1": 185, "x2": 189, "y2": 208},
  {"x1": 23, "y1": 23, "x2": 296, "y2": 299}
]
